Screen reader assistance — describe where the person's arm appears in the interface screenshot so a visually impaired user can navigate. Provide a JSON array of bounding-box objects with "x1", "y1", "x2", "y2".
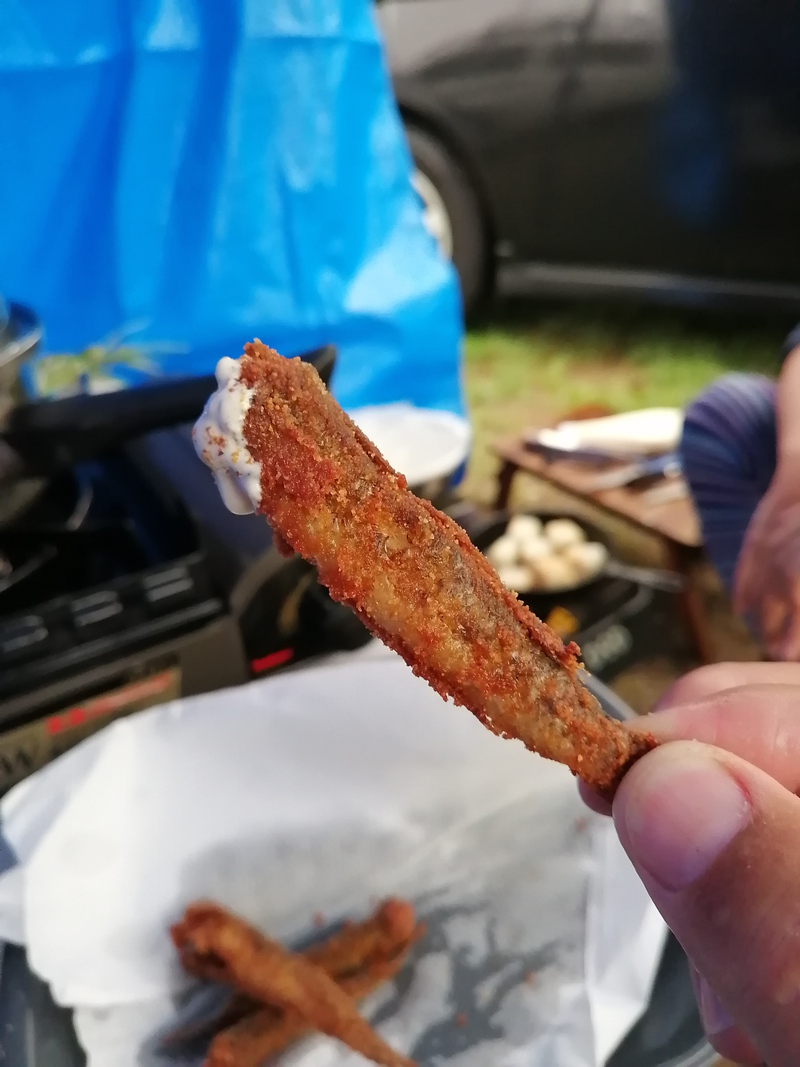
[
  {"x1": 733, "y1": 327, "x2": 800, "y2": 658},
  {"x1": 775, "y1": 327, "x2": 800, "y2": 465}
]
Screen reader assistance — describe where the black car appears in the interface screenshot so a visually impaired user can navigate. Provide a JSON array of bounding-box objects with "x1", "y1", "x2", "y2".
[{"x1": 378, "y1": 0, "x2": 800, "y2": 315}]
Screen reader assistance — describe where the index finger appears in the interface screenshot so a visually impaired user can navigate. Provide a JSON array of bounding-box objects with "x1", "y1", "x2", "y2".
[
  {"x1": 656, "y1": 662, "x2": 800, "y2": 709},
  {"x1": 640, "y1": 683, "x2": 800, "y2": 793},
  {"x1": 581, "y1": 679, "x2": 800, "y2": 815}
]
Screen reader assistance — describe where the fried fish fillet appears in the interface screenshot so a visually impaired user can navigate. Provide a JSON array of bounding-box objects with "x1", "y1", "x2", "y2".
[
  {"x1": 195, "y1": 341, "x2": 655, "y2": 790},
  {"x1": 177, "y1": 898, "x2": 419, "y2": 987},
  {"x1": 171, "y1": 902, "x2": 415, "y2": 1067},
  {"x1": 170, "y1": 899, "x2": 422, "y2": 1065},
  {"x1": 206, "y1": 952, "x2": 409, "y2": 1067}
]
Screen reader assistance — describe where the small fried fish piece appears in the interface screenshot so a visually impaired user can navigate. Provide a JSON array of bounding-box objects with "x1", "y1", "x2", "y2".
[
  {"x1": 206, "y1": 953, "x2": 409, "y2": 1067},
  {"x1": 171, "y1": 902, "x2": 414, "y2": 1067}
]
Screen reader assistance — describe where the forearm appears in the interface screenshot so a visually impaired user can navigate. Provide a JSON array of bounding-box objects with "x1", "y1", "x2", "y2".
[{"x1": 776, "y1": 332, "x2": 800, "y2": 466}]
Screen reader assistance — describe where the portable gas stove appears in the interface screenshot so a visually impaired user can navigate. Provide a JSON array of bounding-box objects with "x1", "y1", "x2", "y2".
[{"x1": 0, "y1": 455, "x2": 248, "y2": 792}]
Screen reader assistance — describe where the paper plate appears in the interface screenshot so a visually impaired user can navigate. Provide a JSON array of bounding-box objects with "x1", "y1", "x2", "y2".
[{"x1": 348, "y1": 403, "x2": 471, "y2": 486}]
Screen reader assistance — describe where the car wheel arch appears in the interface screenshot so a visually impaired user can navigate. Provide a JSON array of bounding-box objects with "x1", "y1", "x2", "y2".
[{"x1": 398, "y1": 104, "x2": 497, "y2": 298}]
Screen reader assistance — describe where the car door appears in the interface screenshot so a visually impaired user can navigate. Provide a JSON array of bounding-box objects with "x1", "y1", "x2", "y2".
[
  {"x1": 379, "y1": 0, "x2": 594, "y2": 265},
  {"x1": 536, "y1": 0, "x2": 800, "y2": 287},
  {"x1": 530, "y1": 0, "x2": 681, "y2": 271}
]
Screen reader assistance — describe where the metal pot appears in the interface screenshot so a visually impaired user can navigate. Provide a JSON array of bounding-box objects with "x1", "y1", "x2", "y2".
[{"x1": 0, "y1": 301, "x2": 43, "y2": 399}]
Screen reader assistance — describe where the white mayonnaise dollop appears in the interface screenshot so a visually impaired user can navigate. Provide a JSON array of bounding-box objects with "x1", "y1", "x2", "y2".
[{"x1": 192, "y1": 357, "x2": 262, "y2": 514}]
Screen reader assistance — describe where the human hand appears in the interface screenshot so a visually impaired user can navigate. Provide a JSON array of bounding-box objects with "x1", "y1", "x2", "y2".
[
  {"x1": 735, "y1": 462, "x2": 800, "y2": 659},
  {"x1": 581, "y1": 662, "x2": 800, "y2": 1065}
]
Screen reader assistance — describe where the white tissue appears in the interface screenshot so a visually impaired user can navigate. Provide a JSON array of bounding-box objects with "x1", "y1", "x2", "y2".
[{"x1": 0, "y1": 646, "x2": 665, "y2": 1065}]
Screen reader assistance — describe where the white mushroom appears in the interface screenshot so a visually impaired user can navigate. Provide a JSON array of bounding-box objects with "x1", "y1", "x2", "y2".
[
  {"x1": 506, "y1": 514, "x2": 543, "y2": 545},
  {"x1": 564, "y1": 541, "x2": 609, "y2": 580},
  {"x1": 486, "y1": 535, "x2": 519, "y2": 568},
  {"x1": 497, "y1": 563, "x2": 536, "y2": 594},
  {"x1": 543, "y1": 518, "x2": 586, "y2": 550},
  {"x1": 519, "y1": 536, "x2": 552, "y2": 566},
  {"x1": 532, "y1": 555, "x2": 580, "y2": 590}
]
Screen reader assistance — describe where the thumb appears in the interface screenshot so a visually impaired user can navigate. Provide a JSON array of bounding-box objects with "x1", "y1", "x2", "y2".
[{"x1": 613, "y1": 741, "x2": 800, "y2": 1067}]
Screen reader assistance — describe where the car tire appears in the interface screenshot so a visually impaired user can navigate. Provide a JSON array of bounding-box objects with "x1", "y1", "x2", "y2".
[{"x1": 406, "y1": 125, "x2": 487, "y2": 316}]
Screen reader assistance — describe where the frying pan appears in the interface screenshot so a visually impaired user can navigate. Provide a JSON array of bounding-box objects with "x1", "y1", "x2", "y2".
[{"x1": 470, "y1": 511, "x2": 683, "y2": 601}]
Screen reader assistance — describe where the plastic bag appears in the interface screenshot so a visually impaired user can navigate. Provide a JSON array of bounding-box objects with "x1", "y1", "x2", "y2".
[{"x1": 0, "y1": 0, "x2": 464, "y2": 414}]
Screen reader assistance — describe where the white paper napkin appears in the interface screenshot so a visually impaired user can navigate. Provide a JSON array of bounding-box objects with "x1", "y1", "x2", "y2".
[
  {"x1": 0, "y1": 646, "x2": 665, "y2": 1065},
  {"x1": 537, "y1": 409, "x2": 683, "y2": 456}
]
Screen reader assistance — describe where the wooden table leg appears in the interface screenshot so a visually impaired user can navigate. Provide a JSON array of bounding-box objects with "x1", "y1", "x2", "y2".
[
  {"x1": 666, "y1": 542, "x2": 717, "y2": 665},
  {"x1": 494, "y1": 460, "x2": 518, "y2": 511}
]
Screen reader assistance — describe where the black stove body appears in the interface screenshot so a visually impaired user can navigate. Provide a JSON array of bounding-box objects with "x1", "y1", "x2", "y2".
[{"x1": 0, "y1": 449, "x2": 246, "y2": 792}]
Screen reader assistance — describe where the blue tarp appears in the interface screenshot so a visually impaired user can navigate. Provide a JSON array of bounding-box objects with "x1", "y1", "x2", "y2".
[{"x1": 0, "y1": 0, "x2": 464, "y2": 414}]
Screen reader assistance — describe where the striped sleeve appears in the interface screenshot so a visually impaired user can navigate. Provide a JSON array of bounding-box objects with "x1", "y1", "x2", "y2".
[{"x1": 781, "y1": 323, "x2": 800, "y2": 364}]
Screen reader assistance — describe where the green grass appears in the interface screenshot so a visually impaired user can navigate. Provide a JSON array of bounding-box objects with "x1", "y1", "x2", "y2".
[{"x1": 461, "y1": 300, "x2": 788, "y2": 503}]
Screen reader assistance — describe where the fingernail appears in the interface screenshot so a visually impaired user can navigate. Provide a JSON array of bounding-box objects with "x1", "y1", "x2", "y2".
[
  {"x1": 614, "y1": 744, "x2": 752, "y2": 892},
  {"x1": 697, "y1": 975, "x2": 734, "y2": 1036}
]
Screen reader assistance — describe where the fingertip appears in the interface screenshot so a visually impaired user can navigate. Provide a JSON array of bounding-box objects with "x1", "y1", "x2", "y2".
[
  {"x1": 578, "y1": 778, "x2": 612, "y2": 816},
  {"x1": 688, "y1": 966, "x2": 762, "y2": 1062},
  {"x1": 610, "y1": 742, "x2": 751, "y2": 894},
  {"x1": 615, "y1": 742, "x2": 800, "y2": 1063},
  {"x1": 649, "y1": 662, "x2": 765, "y2": 712},
  {"x1": 707, "y1": 1025, "x2": 764, "y2": 1064},
  {"x1": 651, "y1": 676, "x2": 704, "y2": 714}
]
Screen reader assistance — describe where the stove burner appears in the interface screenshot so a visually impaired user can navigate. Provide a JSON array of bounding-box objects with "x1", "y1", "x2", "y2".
[
  {"x1": 0, "y1": 455, "x2": 196, "y2": 616},
  {"x1": 0, "y1": 544, "x2": 57, "y2": 601},
  {"x1": 0, "y1": 448, "x2": 229, "y2": 715}
]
